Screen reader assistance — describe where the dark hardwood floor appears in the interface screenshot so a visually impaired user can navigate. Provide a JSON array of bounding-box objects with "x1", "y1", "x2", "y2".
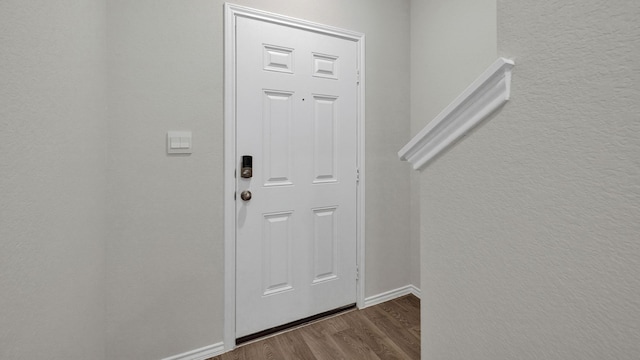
[{"x1": 211, "y1": 295, "x2": 420, "y2": 360}]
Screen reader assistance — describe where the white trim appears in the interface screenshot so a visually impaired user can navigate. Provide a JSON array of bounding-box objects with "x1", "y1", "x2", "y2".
[
  {"x1": 224, "y1": 3, "x2": 366, "y2": 351},
  {"x1": 356, "y1": 29, "x2": 367, "y2": 312},
  {"x1": 223, "y1": 3, "x2": 238, "y2": 351},
  {"x1": 408, "y1": 284, "x2": 421, "y2": 299},
  {"x1": 161, "y1": 342, "x2": 225, "y2": 360},
  {"x1": 398, "y1": 57, "x2": 514, "y2": 170},
  {"x1": 363, "y1": 285, "x2": 421, "y2": 308}
]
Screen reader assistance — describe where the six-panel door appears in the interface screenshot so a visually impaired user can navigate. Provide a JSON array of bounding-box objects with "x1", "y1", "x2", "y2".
[{"x1": 235, "y1": 16, "x2": 358, "y2": 338}]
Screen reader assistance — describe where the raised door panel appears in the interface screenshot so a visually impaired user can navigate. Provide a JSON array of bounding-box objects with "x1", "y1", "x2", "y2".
[
  {"x1": 262, "y1": 212, "x2": 294, "y2": 296},
  {"x1": 263, "y1": 45, "x2": 294, "y2": 74},
  {"x1": 312, "y1": 207, "x2": 338, "y2": 284},
  {"x1": 313, "y1": 95, "x2": 338, "y2": 184},
  {"x1": 262, "y1": 90, "x2": 294, "y2": 186}
]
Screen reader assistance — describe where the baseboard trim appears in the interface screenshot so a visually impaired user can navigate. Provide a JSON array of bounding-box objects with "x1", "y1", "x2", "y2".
[
  {"x1": 363, "y1": 284, "x2": 421, "y2": 308},
  {"x1": 408, "y1": 284, "x2": 421, "y2": 299},
  {"x1": 161, "y1": 342, "x2": 225, "y2": 360}
]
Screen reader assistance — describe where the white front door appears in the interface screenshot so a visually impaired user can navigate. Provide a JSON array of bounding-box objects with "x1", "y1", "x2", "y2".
[{"x1": 235, "y1": 15, "x2": 359, "y2": 338}]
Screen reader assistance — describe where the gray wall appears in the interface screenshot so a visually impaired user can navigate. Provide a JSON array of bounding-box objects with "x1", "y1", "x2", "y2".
[
  {"x1": 106, "y1": 0, "x2": 413, "y2": 358},
  {"x1": 0, "y1": 0, "x2": 107, "y2": 359},
  {"x1": 1, "y1": 1, "x2": 415, "y2": 359},
  {"x1": 415, "y1": 0, "x2": 640, "y2": 359},
  {"x1": 410, "y1": 0, "x2": 497, "y2": 131},
  {"x1": 409, "y1": 0, "x2": 498, "y2": 292}
]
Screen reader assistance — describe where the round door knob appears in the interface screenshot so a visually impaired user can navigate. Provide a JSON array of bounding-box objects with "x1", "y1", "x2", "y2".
[{"x1": 240, "y1": 190, "x2": 252, "y2": 201}]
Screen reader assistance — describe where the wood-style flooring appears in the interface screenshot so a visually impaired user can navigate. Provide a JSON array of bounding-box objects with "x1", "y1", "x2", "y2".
[{"x1": 211, "y1": 295, "x2": 420, "y2": 360}]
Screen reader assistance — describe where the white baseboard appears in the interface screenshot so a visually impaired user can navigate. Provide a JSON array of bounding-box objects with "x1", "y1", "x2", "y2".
[
  {"x1": 407, "y1": 284, "x2": 421, "y2": 299},
  {"x1": 363, "y1": 284, "x2": 421, "y2": 308},
  {"x1": 161, "y1": 342, "x2": 225, "y2": 360}
]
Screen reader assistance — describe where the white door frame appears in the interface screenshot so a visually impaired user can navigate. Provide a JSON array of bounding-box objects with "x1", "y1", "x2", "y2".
[{"x1": 223, "y1": 3, "x2": 366, "y2": 351}]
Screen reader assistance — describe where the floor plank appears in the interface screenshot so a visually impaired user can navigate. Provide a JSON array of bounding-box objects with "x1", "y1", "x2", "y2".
[
  {"x1": 299, "y1": 322, "x2": 347, "y2": 360},
  {"x1": 392, "y1": 297, "x2": 421, "y2": 338},
  {"x1": 275, "y1": 330, "x2": 317, "y2": 360},
  {"x1": 331, "y1": 328, "x2": 383, "y2": 360},
  {"x1": 341, "y1": 310, "x2": 410, "y2": 360},
  {"x1": 362, "y1": 304, "x2": 421, "y2": 359},
  {"x1": 211, "y1": 295, "x2": 420, "y2": 360}
]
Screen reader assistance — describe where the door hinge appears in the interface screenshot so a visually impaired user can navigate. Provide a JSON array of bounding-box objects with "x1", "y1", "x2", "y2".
[
  {"x1": 356, "y1": 168, "x2": 360, "y2": 184},
  {"x1": 356, "y1": 265, "x2": 360, "y2": 281},
  {"x1": 356, "y1": 69, "x2": 361, "y2": 85}
]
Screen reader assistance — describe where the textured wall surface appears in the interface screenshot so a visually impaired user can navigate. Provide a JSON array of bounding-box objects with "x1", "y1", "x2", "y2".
[
  {"x1": 419, "y1": 0, "x2": 640, "y2": 359},
  {"x1": 0, "y1": 1, "x2": 107, "y2": 359},
  {"x1": 106, "y1": 1, "x2": 413, "y2": 358},
  {"x1": 409, "y1": 0, "x2": 497, "y2": 293}
]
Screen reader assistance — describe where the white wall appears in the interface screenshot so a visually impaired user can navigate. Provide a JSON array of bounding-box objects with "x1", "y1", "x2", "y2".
[
  {"x1": 0, "y1": 1, "x2": 107, "y2": 359},
  {"x1": 415, "y1": 0, "x2": 640, "y2": 359},
  {"x1": 106, "y1": 1, "x2": 413, "y2": 358}
]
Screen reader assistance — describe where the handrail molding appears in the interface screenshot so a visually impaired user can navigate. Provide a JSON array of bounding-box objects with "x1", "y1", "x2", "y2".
[{"x1": 399, "y1": 57, "x2": 514, "y2": 170}]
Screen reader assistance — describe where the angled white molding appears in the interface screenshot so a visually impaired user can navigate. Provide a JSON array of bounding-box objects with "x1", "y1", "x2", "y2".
[{"x1": 399, "y1": 57, "x2": 514, "y2": 170}]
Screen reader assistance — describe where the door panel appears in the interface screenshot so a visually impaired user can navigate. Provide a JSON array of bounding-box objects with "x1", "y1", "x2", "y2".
[
  {"x1": 235, "y1": 16, "x2": 358, "y2": 338},
  {"x1": 313, "y1": 95, "x2": 338, "y2": 183},
  {"x1": 261, "y1": 211, "x2": 293, "y2": 295},
  {"x1": 312, "y1": 206, "x2": 338, "y2": 283},
  {"x1": 262, "y1": 90, "x2": 294, "y2": 186}
]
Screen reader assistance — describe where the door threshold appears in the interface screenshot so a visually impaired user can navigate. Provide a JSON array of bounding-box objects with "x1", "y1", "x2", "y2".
[{"x1": 236, "y1": 303, "x2": 356, "y2": 346}]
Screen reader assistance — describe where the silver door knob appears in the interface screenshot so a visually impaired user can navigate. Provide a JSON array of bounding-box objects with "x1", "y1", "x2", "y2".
[{"x1": 240, "y1": 190, "x2": 252, "y2": 201}]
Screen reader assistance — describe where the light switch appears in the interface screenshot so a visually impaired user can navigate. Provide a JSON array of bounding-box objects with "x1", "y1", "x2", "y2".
[{"x1": 167, "y1": 131, "x2": 192, "y2": 154}]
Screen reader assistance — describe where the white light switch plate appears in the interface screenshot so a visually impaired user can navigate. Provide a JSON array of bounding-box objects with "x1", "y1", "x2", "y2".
[{"x1": 167, "y1": 131, "x2": 192, "y2": 154}]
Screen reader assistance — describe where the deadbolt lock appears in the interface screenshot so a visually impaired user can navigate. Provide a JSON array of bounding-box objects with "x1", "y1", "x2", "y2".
[{"x1": 241, "y1": 155, "x2": 253, "y2": 178}]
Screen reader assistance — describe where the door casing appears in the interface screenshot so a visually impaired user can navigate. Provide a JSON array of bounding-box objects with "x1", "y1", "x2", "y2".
[{"x1": 223, "y1": 3, "x2": 366, "y2": 351}]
